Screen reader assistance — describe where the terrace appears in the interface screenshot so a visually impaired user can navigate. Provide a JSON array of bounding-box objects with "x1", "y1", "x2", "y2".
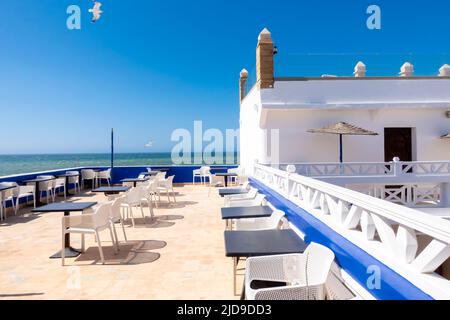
[{"x1": 0, "y1": 182, "x2": 237, "y2": 300}]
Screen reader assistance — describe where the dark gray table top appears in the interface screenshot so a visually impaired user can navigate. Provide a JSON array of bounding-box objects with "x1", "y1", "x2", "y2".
[
  {"x1": 121, "y1": 178, "x2": 149, "y2": 183},
  {"x1": 224, "y1": 230, "x2": 307, "y2": 258},
  {"x1": 216, "y1": 173, "x2": 238, "y2": 177},
  {"x1": 57, "y1": 173, "x2": 80, "y2": 177},
  {"x1": 221, "y1": 206, "x2": 273, "y2": 220},
  {"x1": 24, "y1": 177, "x2": 55, "y2": 183},
  {"x1": 0, "y1": 184, "x2": 16, "y2": 192},
  {"x1": 32, "y1": 202, "x2": 97, "y2": 213},
  {"x1": 140, "y1": 172, "x2": 158, "y2": 176},
  {"x1": 219, "y1": 188, "x2": 248, "y2": 197},
  {"x1": 93, "y1": 186, "x2": 130, "y2": 193}
]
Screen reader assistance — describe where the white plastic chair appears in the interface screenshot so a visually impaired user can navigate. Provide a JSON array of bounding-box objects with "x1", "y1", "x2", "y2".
[
  {"x1": 53, "y1": 178, "x2": 66, "y2": 201},
  {"x1": 67, "y1": 171, "x2": 81, "y2": 194},
  {"x1": 81, "y1": 169, "x2": 97, "y2": 190},
  {"x1": 224, "y1": 187, "x2": 259, "y2": 207},
  {"x1": 155, "y1": 171, "x2": 167, "y2": 182},
  {"x1": 37, "y1": 176, "x2": 55, "y2": 203},
  {"x1": 208, "y1": 174, "x2": 224, "y2": 196},
  {"x1": 193, "y1": 166, "x2": 209, "y2": 184},
  {"x1": 157, "y1": 175, "x2": 176, "y2": 203},
  {"x1": 110, "y1": 196, "x2": 128, "y2": 243},
  {"x1": 13, "y1": 185, "x2": 36, "y2": 215},
  {"x1": 227, "y1": 166, "x2": 243, "y2": 185},
  {"x1": 121, "y1": 187, "x2": 146, "y2": 227},
  {"x1": 61, "y1": 202, "x2": 118, "y2": 266},
  {"x1": 97, "y1": 169, "x2": 111, "y2": 187},
  {"x1": 140, "y1": 183, "x2": 156, "y2": 219},
  {"x1": 1, "y1": 182, "x2": 18, "y2": 218},
  {"x1": 234, "y1": 209, "x2": 285, "y2": 231},
  {"x1": 226, "y1": 193, "x2": 266, "y2": 208},
  {"x1": 245, "y1": 242, "x2": 335, "y2": 300}
]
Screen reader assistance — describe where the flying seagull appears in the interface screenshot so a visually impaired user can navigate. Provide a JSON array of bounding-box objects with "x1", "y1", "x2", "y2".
[
  {"x1": 144, "y1": 140, "x2": 154, "y2": 148},
  {"x1": 88, "y1": 1, "x2": 103, "y2": 23}
]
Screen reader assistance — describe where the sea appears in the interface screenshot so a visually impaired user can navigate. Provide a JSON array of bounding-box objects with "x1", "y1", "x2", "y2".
[{"x1": 0, "y1": 153, "x2": 239, "y2": 177}]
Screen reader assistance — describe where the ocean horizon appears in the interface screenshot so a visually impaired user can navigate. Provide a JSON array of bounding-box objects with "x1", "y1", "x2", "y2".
[{"x1": 0, "y1": 152, "x2": 239, "y2": 177}]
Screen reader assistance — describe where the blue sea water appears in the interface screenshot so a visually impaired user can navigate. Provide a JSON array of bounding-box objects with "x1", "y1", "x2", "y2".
[{"x1": 0, "y1": 153, "x2": 239, "y2": 177}]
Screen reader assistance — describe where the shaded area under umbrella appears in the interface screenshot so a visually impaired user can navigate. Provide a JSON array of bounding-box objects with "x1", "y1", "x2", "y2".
[{"x1": 307, "y1": 122, "x2": 378, "y2": 163}]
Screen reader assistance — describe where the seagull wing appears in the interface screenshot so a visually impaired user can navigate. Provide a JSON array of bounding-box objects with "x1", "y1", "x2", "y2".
[{"x1": 94, "y1": 2, "x2": 102, "y2": 10}]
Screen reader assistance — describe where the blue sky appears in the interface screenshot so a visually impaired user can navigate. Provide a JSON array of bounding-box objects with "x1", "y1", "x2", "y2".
[{"x1": 1, "y1": 0, "x2": 450, "y2": 154}]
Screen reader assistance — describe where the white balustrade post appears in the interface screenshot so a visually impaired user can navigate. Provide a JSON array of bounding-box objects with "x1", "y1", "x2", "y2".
[
  {"x1": 440, "y1": 183, "x2": 450, "y2": 207},
  {"x1": 392, "y1": 157, "x2": 402, "y2": 176},
  {"x1": 286, "y1": 165, "x2": 296, "y2": 200}
]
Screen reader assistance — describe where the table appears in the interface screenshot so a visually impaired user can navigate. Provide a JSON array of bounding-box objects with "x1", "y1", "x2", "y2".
[
  {"x1": 222, "y1": 206, "x2": 273, "y2": 229},
  {"x1": 23, "y1": 177, "x2": 56, "y2": 206},
  {"x1": 92, "y1": 186, "x2": 130, "y2": 195},
  {"x1": 0, "y1": 184, "x2": 17, "y2": 220},
  {"x1": 140, "y1": 171, "x2": 158, "y2": 176},
  {"x1": 221, "y1": 205, "x2": 273, "y2": 220},
  {"x1": 216, "y1": 173, "x2": 238, "y2": 187},
  {"x1": 57, "y1": 173, "x2": 80, "y2": 197},
  {"x1": 32, "y1": 202, "x2": 97, "y2": 259},
  {"x1": 219, "y1": 188, "x2": 248, "y2": 197},
  {"x1": 224, "y1": 229, "x2": 307, "y2": 295},
  {"x1": 121, "y1": 178, "x2": 149, "y2": 187}
]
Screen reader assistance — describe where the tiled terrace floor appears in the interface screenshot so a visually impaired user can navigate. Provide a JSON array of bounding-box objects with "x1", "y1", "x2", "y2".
[{"x1": 0, "y1": 184, "x2": 238, "y2": 300}]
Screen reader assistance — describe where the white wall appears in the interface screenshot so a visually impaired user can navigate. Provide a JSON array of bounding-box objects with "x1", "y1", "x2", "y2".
[{"x1": 240, "y1": 79, "x2": 450, "y2": 169}]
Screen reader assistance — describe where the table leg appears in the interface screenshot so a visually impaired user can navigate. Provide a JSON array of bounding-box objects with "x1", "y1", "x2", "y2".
[
  {"x1": 50, "y1": 211, "x2": 81, "y2": 259},
  {"x1": 0, "y1": 193, "x2": 3, "y2": 221},
  {"x1": 65, "y1": 176, "x2": 71, "y2": 197},
  {"x1": 35, "y1": 182, "x2": 43, "y2": 207},
  {"x1": 233, "y1": 257, "x2": 237, "y2": 295}
]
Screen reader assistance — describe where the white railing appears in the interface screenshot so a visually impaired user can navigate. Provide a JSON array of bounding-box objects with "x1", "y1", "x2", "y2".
[
  {"x1": 253, "y1": 163, "x2": 450, "y2": 299},
  {"x1": 275, "y1": 160, "x2": 450, "y2": 177},
  {"x1": 348, "y1": 184, "x2": 441, "y2": 208}
]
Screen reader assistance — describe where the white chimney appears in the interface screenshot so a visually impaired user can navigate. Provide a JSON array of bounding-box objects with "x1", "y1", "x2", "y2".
[
  {"x1": 354, "y1": 61, "x2": 366, "y2": 77},
  {"x1": 400, "y1": 62, "x2": 414, "y2": 77},
  {"x1": 439, "y1": 64, "x2": 450, "y2": 77}
]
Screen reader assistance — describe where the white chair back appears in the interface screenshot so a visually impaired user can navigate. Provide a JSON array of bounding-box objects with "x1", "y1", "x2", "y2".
[
  {"x1": 302, "y1": 243, "x2": 335, "y2": 285},
  {"x1": 81, "y1": 169, "x2": 96, "y2": 180},
  {"x1": 54, "y1": 178, "x2": 65, "y2": 187},
  {"x1": 92, "y1": 202, "x2": 113, "y2": 228},
  {"x1": 267, "y1": 210, "x2": 285, "y2": 229},
  {"x1": 111, "y1": 196, "x2": 125, "y2": 220},
  {"x1": 98, "y1": 169, "x2": 111, "y2": 179},
  {"x1": 2, "y1": 182, "x2": 18, "y2": 198},
  {"x1": 156, "y1": 172, "x2": 166, "y2": 181},
  {"x1": 124, "y1": 187, "x2": 143, "y2": 204}
]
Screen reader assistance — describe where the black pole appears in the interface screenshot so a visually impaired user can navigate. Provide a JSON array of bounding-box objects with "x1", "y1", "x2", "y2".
[
  {"x1": 111, "y1": 128, "x2": 114, "y2": 172},
  {"x1": 339, "y1": 134, "x2": 343, "y2": 163}
]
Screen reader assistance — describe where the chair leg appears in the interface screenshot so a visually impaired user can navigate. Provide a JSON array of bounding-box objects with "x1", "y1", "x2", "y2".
[
  {"x1": 172, "y1": 188, "x2": 176, "y2": 202},
  {"x1": 139, "y1": 204, "x2": 146, "y2": 223},
  {"x1": 109, "y1": 225, "x2": 118, "y2": 254},
  {"x1": 14, "y1": 199, "x2": 19, "y2": 216},
  {"x1": 130, "y1": 208, "x2": 135, "y2": 228},
  {"x1": 81, "y1": 234, "x2": 85, "y2": 252},
  {"x1": 95, "y1": 231, "x2": 105, "y2": 264},
  {"x1": 120, "y1": 219, "x2": 128, "y2": 242},
  {"x1": 61, "y1": 230, "x2": 66, "y2": 266}
]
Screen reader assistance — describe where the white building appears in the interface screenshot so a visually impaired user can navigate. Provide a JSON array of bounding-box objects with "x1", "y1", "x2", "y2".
[{"x1": 239, "y1": 29, "x2": 450, "y2": 300}]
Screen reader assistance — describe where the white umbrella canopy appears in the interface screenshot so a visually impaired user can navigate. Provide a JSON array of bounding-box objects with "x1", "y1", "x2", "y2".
[{"x1": 307, "y1": 122, "x2": 378, "y2": 163}]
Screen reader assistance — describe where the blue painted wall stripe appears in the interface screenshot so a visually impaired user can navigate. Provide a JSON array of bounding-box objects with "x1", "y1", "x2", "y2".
[{"x1": 250, "y1": 178, "x2": 433, "y2": 300}]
